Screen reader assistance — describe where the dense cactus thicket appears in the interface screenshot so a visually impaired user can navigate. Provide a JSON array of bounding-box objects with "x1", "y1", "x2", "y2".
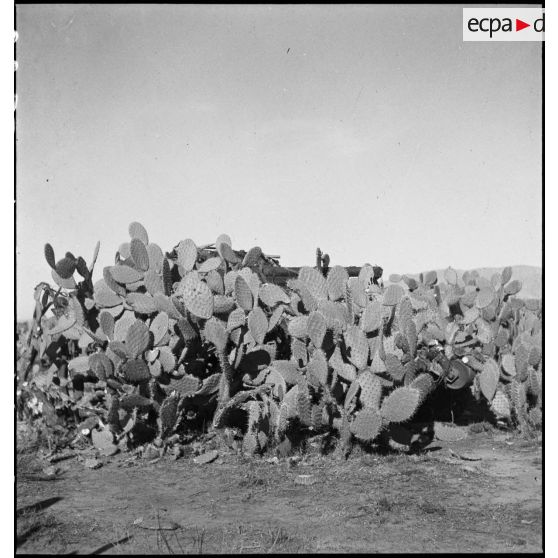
[{"x1": 16, "y1": 222, "x2": 542, "y2": 457}]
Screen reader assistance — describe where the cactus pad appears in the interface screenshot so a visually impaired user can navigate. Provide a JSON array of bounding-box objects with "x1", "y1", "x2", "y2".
[
  {"x1": 478, "y1": 358, "x2": 499, "y2": 401},
  {"x1": 205, "y1": 269, "x2": 225, "y2": 295},
  {"x1": 167, "y1": 373, "x2": 201, "y2": 396},
  {"x1": 196, "y1": 373, "x2": 222, "y2": 396},
  {"x1": 268, "y1": 305, "x2": 285, "y2": 332},
  {"x1": 383, "y1": 284, "x2": 405, "y2": 306},
  {"x1": 350, "y1": 408, "x2": 382, "y2": 442},
  {"x1": 128, "y1": 221, "x2": 149, "y2": 245},
  {"x1": 358, "y1": 264, "x2": 375, "y2": 286},
  {"x1": 422, "y1": 270, "x2": 437, "y2": 286},
  {"x1": 384, "y1": 354, "x2": 405, "y2": 382},
  {"x1": 288, "y1": 316, "x2": 309, "y2": 340},
  {"x1": 307, "y1": 349, "x2": 328, "y2": 386},
  {"x1": 149, "y1": 360, "x2": 163, "y2": 378},
  {"x1": 126, "y1": 293, "x2": 158, "y2": 315},
  {"x1": 100, "y1": 268, "x2": 124, "y2": 297},
  {"x1": 357, "y1": 370, "x2": 383, "y2": 408},
  {"x1": 146, "y1": 243, "x2": 164, "y2": 272},
  {"x1": 397, "y1": 297, "x2": 413, "y2": 333},
  {"x1": 177, "y1": 239, "x2": 198, "y2": 272},
  {"x1": 158, "y1": 394, "x2": 179, "y2": 438},
  {"x1": 247, "y1": 307, "x2": 268, "y2": 345},
  {"x1": 501, "y1": 353, "x2": 516, "y2": 377},
  {"x1": 288, "y1": 280, "x2": 318, "y2": 312},
  {"x1": 149, "y1": 311, "x2": 169, "y2": 346},
  {"x1": 491, "y1": 389, "x2": 511, "y2": 419},
  {"x1": 409, "y1": 373, "x2": 435, "y2": 404},
  {"x1": 125, "y1": 319, "x2": 150, "y2": 358},
  {"x1": 475, "y1": 287, "x2": 495, "y2": 309},
  {"x1": 89, "y1": 353, "x2": 113, "y2": 380},
  {"x1": 54, "y1": 256, "x2": 76, "y2": 281},
  {"x1": 298, "y1": 266, "x2": 327, "y2": 300},
  {"x1": 291, "y1": 338, "x2": 308, "y2": 366},
  {"x1": 326, "y1": 265, "x2": 349, "y2": 301},
  {"x1": 528, "y1": 346, "x2": 541, "y2": 367},
  {"x1": 158, "y1": 346, "x2": 176, "y2": 373},
  {"x1": 444, "y1": 267, "x2": 458, "y2": 285},
  {"x1": 433, "y1": 423, "x2": 468, "y2": 442},
  {"x1": 297, "y1": 387, "x2": 312, "y2": 427},
  {"x1": 242, "y1": 246, "x2": 263, "y2": 268},
  {"x1": 259, "y1": 283, "x2": 290, "y2": 307},
  {"x1": 110, "y1": 265, "x2": 143, "y2": 284},
  {"x1": 204, "y1": 317, "x2": 228, "y2": 352},
  {"x1": 307, "y1": 311, "x2": 327, "y2": 348},
  {"x1": 44, "y1": 243, "x2": 56, "y2": 269},
  {"x1": 120, "y1": 394, "x2": 153, "y2": 411},
  {"x1": 528, "y1": 369, "x2": 542, "y2": 398},
  {"x1": 143, "y1": 269, "x2": 165, "y2": 296},
  {"x1": 344, "y1": 326, "x2": 369, "y2": 370},
  {"x1": 234, "y1": 275, "x2": 253, "y2": 311},
  {"x1": 380, "y1": 386, "x2": 421, "y2": 423},
  {"x1": 122, "y1": 359, "x2": 151, "y2": 384},
  {"x1": 198, "y1": 256, "x2": 223, "y2": 273},
  {"x1": 177, "y1": 272, "x2": 214, "y2": 319},
  {"x1": 271, "y1": 360, "x2": 302, "y2": 386},
  {"x1": 219, "y1": 241, "x2": 241, "y2": 264},
  {"x1": 360, "y1": 300, "x2": 383, "y2": 333},
  {"x1": 94, "y1": 279, "x2": 123, "y2": 308},
  {"x1": 99, "y1": 311, "x2": 115, "y2": 339},
  {"x1": 344, "y1": 379, "x2": 361, "y2": 411},
  {"x1": 213, "y1": 295, "x2": 236, "y2": 314},
  {"x1": 225, "y1": 307, "x2": 245, "y2": 332},
  {"x1": 130, "y1": 238, "x2": 150, "y2": 271},
  {"x1": 504, "y1": 279, "x2": 522, "y2": 296}
]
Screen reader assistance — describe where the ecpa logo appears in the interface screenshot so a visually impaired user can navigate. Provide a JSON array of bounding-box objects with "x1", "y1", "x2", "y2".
[{"x1": 463, "y1": 8, "x2": 544, "y2": 42}]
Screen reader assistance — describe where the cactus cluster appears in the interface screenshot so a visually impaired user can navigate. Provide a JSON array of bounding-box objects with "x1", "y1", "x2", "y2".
[{"x1": 17, "y1": 223, "x2": 542, "y2": 458}]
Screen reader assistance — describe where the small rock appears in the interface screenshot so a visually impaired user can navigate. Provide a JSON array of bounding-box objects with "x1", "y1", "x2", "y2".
[
  {"x1": 92, "y1": 428, "x2": 119, "y2": 456},
  {"x1": 448, "y1": 449, "x2": 481, "y2": 461},
  {"x1": 85, "y1": 458, "x2": 102, "y2": 469},
  {"x1": 118, "y1": 437, "x2": 130, "y2": 453},
  {"x1": 194, "y1": 450, "x2": 219, "y2": 465},
  {"x1": 133, "y1": 516, "x2": 181, "y2": 530},
  {"x1": 142, "y1": 444, "x2": 162, "y2": 460},
  {"x1": 288, "y1": 455, "x2": 302, "y2": 468},
  {"x1": 166, "y1": 434, "x2": 180, "y2": 445},
  {"x1": 48, "y1": 452, "x2": 76, "y2": 464},
  {"x1": 42, "y1": 466, "x2": 58, "y2": 477},
  {"x1": 182, "y1": 445, "x2": 195, "y2": 457},
  {"x1": 294, "y1": 474, "x2": 318, "y2": 486},
  {"x1": 171, "y1": 445, "x2": 183, "y2": 460}
]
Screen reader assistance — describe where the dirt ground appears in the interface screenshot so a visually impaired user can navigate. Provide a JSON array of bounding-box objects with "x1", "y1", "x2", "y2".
[{"x1": 16, "y1": 425, "x2": 542, "y2": 554}]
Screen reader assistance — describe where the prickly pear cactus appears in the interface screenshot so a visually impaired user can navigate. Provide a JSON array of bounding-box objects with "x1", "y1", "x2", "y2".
[{"x1": 19, "y1": 223, "x2": 541, "y2": 461}]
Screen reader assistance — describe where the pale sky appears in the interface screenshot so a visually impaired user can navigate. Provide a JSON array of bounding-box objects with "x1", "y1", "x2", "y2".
[{"x1": 16, "y1": 4, "x2": 542, "y2": 319}]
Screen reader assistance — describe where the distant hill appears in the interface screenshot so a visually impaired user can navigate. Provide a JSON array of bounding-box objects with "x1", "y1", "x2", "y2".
[{"x1": 393, "y1": 265, "x2": 542, "y2": 299}]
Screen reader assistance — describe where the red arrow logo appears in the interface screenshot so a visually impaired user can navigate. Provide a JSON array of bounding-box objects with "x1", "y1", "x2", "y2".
[{"x1": 516, "y1": 19, "x2": 530, "y2": 31}]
